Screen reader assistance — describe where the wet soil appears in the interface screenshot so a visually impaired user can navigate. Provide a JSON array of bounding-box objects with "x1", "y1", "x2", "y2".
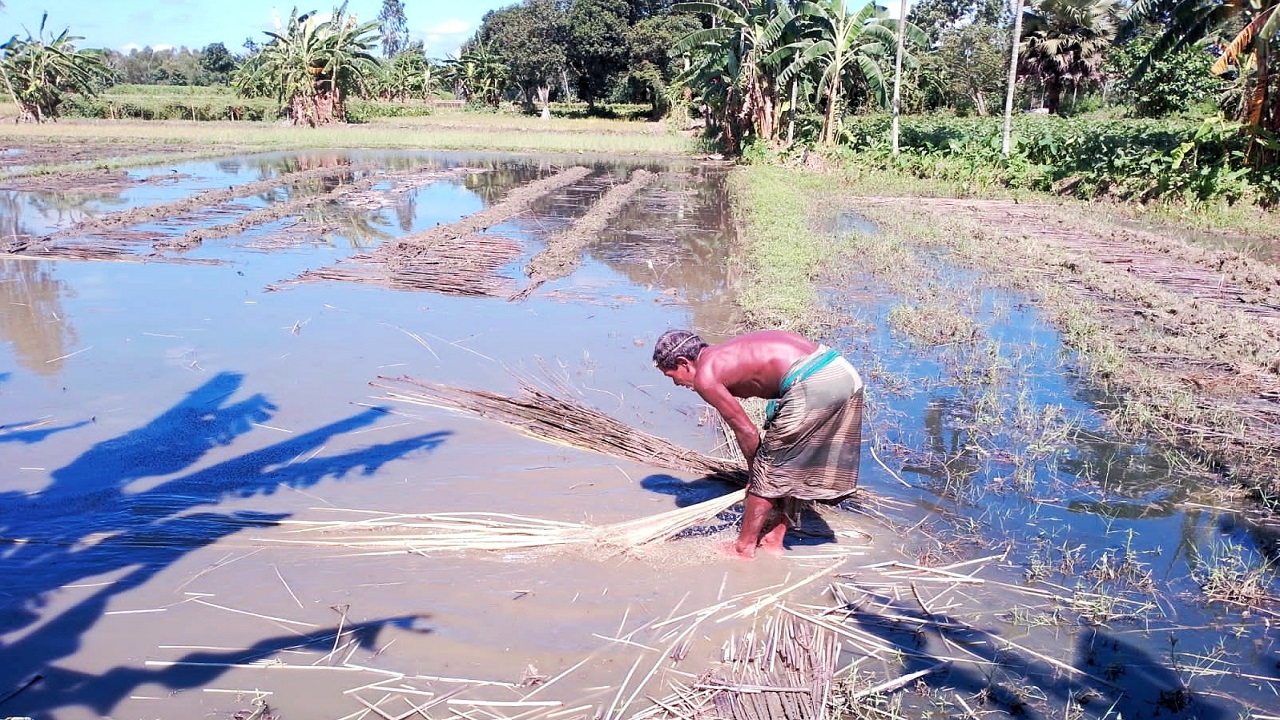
[
  {"x1": 0, "y1": 138, "x2": 221, "y2": 178},
  {"x1": 0, "y1": 146, "x2": 1278, "y2": 720},
  {"x1": 851, "y1": 195, "x2": 1280, "y2": 487}
]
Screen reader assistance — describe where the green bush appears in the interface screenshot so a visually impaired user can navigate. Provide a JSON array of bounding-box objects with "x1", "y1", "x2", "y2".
[
  {"x1": 61, "y1": 84, "x2": 438, "y2": 123},
  {"x1": 839, "y1": 114, "x2": 1276, "y2": 204},
  {"x1": 345, "y1": 100, "x2": 435, "y2": 122},
  {"x1": 62, "y1": 90, "x2": 280, "y2": 121}
]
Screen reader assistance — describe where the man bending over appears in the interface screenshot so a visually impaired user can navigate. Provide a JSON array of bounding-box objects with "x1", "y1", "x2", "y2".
[{"x1": 652, "y1": 329, "x2": 864, "y2": 559}]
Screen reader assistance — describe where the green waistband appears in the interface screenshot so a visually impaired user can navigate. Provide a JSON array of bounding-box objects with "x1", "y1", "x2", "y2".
[
  {"x1": 766, "y1": 347, "x2": 841, "y2": 422},
  {"x1": 781, "y1": 347, "x2": 840, "y2": 394}
]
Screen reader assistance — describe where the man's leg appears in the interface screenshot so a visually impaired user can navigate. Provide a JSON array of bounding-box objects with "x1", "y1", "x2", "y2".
[
  {"x1": 757, "y1": 497, "x2": 795, "y2": 555},
  {"x1": 733, "y1": 492, "x2": 776, "y2": 559}
]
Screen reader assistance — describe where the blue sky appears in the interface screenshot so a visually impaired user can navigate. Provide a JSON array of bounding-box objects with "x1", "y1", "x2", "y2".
[{"x1": 1, "y1": 0, "x2": 509, "y2": 58}]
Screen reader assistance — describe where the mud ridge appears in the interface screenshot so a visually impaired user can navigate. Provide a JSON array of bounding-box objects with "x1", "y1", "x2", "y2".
[
  {"x1": 157, "y1": 166, "x2": 473, "y2": 251},
  {"x1": 281, "y1": 166, "x2": 593, "y2": 296},
  {"x1": 853, "y1": 197, "x2": 1280, "y2": 319},
  {"x1": 282, "y1": 233, "x2": 524, "y2": 297},
  {"x1": 853, "y1": 195, "x2": 1280, "y2": 487},
  {"x1": 509, "y1": 169, "x2": 656, "y2": 301},
  {"x1": 0, "y1": 163, "x2": 384, "y2": 256},
  {"x1": 389, "y1": 165, "x2": 592, "y2": 252}
]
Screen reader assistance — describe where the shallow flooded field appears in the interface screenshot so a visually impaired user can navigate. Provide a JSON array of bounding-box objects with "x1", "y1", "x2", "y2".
[{"x1": 1, "y1": 150, "x2": 1277, "y2": 720}]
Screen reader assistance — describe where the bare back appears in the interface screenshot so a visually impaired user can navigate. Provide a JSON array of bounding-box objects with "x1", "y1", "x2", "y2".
[{"x1": 695, "y1": 330, "x2": 818, "y2": 400}]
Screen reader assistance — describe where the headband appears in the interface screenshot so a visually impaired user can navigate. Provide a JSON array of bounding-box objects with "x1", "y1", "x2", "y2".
[{"x1": 665, "y1": 333, "x2": 698, "y2": 359}]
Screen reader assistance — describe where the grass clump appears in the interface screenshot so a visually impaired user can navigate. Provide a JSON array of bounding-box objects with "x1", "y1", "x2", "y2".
[
  {"x1": 726, "y1": 164, "x2": 840, "y2": 331},
  {"x1": 1194, "y1": 540, "x2": 1275, "y2": 607}
]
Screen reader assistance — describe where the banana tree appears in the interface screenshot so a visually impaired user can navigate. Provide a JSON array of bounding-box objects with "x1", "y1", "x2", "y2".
[
  {"x1": 1125, "y1": 0, "x2": 1280, "y2": 150},
  {"x1": 780, "y1": 0, "x2": 924, "y2": 144},
  {"x1": 234, "y1": 3, "x2": 380, "y2": 126},
  {"x1": 440, "y1": 43, "x2": 507, "y2": 107},
  {"x1": 0, "y1": 14, "x2": 109, "y2": 123},
  {"x1": 673, "y1": 0, "x2": 797, "y2": 153}
]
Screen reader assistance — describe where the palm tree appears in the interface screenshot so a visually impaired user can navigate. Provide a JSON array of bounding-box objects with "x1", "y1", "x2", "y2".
[
  {"x1": 673, "y1": 0, "x2": 797, "y2": 152},
  {"x1": 234, "y1": 3, "x2": 380, "y2": 126},
  {"x1": 1017, "y1": 0, "x2": 1119, "y2": 114},
  {"x1": 0, "y1": 14, "x2": 110, "y2": 123},
  {"x1": 781, "y1": 0, "x2": 925, "y2": 144}
]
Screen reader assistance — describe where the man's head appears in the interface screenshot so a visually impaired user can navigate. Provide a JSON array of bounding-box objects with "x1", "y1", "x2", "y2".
[{"x1": 653, "y1": 330, "x2": 707, "y2": 387}]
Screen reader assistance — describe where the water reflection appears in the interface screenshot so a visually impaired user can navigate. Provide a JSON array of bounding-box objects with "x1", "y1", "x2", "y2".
[
  {"x1": 593, "y1": 163, "x2": 743, "y2": 336},
  {"x1": 0, "y1": 189, "x2": 122, "y2": 242},
  {"x1": 0, "y1": 259, "x2": 77, "y2": 375}
]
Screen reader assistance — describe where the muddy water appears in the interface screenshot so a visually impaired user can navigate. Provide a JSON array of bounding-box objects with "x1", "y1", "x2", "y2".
[
  {"x1": 1, "y1": 151, "x2": 1277, "y2": 720},
  {"x1": 0, "y1": 151, "x2": 873, "y2": 720}
]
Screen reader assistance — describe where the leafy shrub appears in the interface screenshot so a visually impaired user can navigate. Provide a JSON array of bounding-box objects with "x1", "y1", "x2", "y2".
[{"x1": 840, "y1": 114, "x2": 1278, "y2": 204}]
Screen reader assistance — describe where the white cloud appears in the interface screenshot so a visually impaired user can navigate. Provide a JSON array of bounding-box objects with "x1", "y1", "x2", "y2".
[
  {"x1": 427, "y1": 18, "x2": 470, "y2": 35},
  {"x1": 121, "y1": 43, "x2": 141, "y2": 52},
  {"x1": 419, "y1": 17, "x2": 472, "y2": 59}
]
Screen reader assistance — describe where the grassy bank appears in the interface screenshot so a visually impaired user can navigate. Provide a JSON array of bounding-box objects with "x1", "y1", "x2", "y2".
[
  {"x1": 0, "y1": 112, "x2": 696, "y2": 178},
  {"x1": 725, "y1": 165, "x2": 845, "y2": 331}
]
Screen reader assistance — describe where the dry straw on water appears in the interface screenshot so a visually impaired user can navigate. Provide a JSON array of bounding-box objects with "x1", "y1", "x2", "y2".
[
  {"x1": 262, "y1": 372, "x2": 749, "y2": 554},
  {"x1": 265, "y1": 370, "x2": 887, "y2": 554}
]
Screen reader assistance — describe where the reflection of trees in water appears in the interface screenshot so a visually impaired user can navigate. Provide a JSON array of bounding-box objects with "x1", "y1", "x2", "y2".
[
  {"x1": 591, "y1": 164, "x2": 742, "y2": 335},
  {"x1": 0, "y1": 190, "x2": 121, "y2": 241},
  {"x1": 903, "y1": 395, "x2": 983, "y2": 493},
  {"x1": 0, "y1": 259, "x2": 77, "y2": 376},
  {"x1": 246, "y1": 152, "x2": 355, "y2": 184},
  {"x1": 29, "y1": 189, "x2": 127, "y2": 221},
  {"x1": 462, "y1": 162, "x2": 547, "y2": 205},
  {"x1": 298, "y1": 203, "x2": 395, "y2": 248},
  {"x1": 0, "y1": 191, "x2": 33, "y2": 242},
  {"x1": 1060, "y1": 428, "x2": 1186, "y2": 519},
  {"x1": 394, "y1": 188, "x2": 415, "y2": 232}
]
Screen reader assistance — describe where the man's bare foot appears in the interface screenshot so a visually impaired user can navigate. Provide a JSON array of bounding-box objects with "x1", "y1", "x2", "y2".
[
  {"x1": 758, "y1": 524, "x2": 787, "y2": 556},
  {"x1": 723, "y1": 540, "x2": 757, "y2": 560}
]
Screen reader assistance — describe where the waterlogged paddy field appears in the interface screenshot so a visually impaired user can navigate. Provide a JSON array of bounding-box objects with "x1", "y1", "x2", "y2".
[{"x1": 0, "y1": 149, "x2": 1277, "y2": 720}]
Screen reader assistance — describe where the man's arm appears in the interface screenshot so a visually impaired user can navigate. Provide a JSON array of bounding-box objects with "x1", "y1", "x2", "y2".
[{"x1": 695, "y1": 379, "x2": 760, "y2": 466}]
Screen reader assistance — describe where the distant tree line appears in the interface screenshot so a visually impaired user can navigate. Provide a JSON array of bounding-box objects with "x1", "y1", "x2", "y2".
[
  {"x1": 103, "y1": 43, "x2": 239, "y2": 86},
  {"x1": 5, "y1": 0, "x2": 1280, "y2": 167}
]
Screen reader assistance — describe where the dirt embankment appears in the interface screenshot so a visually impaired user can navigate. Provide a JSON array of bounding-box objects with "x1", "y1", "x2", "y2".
[
  {"x1": 284, "y1": 166, "x2": 594, "y2": 297},
  {"x1": 854, "y1": 195, "x2": 1280, "y2": 498}
]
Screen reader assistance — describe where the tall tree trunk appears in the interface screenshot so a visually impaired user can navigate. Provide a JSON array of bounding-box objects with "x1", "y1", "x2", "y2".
[
  {"x1": 786, "y1": 80, "x2": 797, "y2": 146},
  {"x1": 892, "y1": 0, "x2": 908, "y2": 156},
  {"x1": 822, "y1": 57, "x2": 843, "y2": 145},
  {"x1": 538, "y1": 85, "x2": 550, "y2": 120},
  {"x1": 1002, "y1": 0, "x2": 1025, "y2": 156},
  {"x1": 1248, "y1": 43, "x2": 1271, "y2": 162},
  {"x1": 1045, "y1": 78, "x2": 1062, "y2": 115}
]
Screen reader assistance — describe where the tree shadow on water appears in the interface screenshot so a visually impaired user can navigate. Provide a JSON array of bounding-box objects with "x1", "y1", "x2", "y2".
[
  {"x1": 830, "y1": 589, "x2": 1234, "y2": 719},
  {"x1": 0, "y1": 371, "x2": 451, "y2": 719},
  {"x1": 0, "y1": 371, "x2": 91, "y2": 444},
  {"x1": 11, "y1": 613, "x2": 432, "y2": 718}
]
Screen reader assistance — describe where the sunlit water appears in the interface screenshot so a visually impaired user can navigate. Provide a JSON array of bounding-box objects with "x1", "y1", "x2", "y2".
[{"x1": 0, "y1": 151, "x2": 1275, "y2": 720}]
